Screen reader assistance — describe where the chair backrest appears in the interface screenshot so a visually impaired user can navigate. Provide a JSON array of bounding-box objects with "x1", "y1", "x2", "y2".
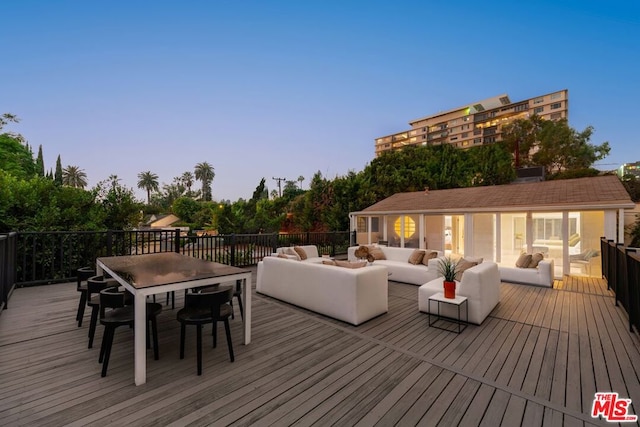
[
  {"x1": 99, "y1": 287, "x2": 127, "y2": 317},
  {"x1": 186, "y1": 286, "x2": 233, "y2": 317},
  {"x1": 77, "y1": 266, "x2": 96, "y2": 290},
  {"x1": 87, "y1": 276, "x2": 111, "y2": 301}
]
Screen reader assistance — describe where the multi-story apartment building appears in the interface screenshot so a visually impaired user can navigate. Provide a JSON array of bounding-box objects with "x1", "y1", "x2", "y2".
[
  {"x1": 618, "y1": 161, "x2": 640, "y2": 179},
  {"x1": 375, "y1": 89, "x2": 569, "y2": 156}
]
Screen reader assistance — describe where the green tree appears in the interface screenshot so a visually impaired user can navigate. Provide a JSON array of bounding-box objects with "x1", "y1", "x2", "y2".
[
  {"x1": 297, "y1": 175, "x2": 305, "y2": 189},
  {"x1": 534, "y1": 119, "x2": 610, "y2": 175},
  {"x1": 36, "y1": 145, "x2": 45, "y2": 177},
  {"x1": 54, "y1": 155, "x2": 63, "y2": 185},
  {"x1": 0, "y1": 134, "x2": 37, "y2": 180},
  {"x1": 62, "y1": 165, "x2": 88, "y2": 188},
  {"x1": 195, "y1": 162, "x2": 215, "y2": 201},
  {"x1": 181, "y1": 171, "x2": 195, "y2": 196},
  {"x1": 171, "y1": 196, "x2": 200, "y2": 224},
  {"x1": 500, "y1": 115, "x2": 545, "y2": 167},
  {"x1": 137, "y1": 171, "x2": 159, "y2": 204},
  {"x1": 93, "y1": 175, "x2": 142, "y2": 230}
]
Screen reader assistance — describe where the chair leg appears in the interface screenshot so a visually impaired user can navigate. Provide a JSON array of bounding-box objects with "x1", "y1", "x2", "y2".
[
  {"x1": 180, "y1": 323, "x2": 186, "y2": 359},
  {"x1": 224, "y1": 319, "x2": 234, "y2": 362},
  {"x1": 166, "y1": 291, "x2": 175, "y2": 309},
  {"x1": 236, "y1": 294, "x2": 244, "y2": 321},
  {"x1": 76, "y1": 291, "x2": 87, "y2": 326},
  {"x1": 212, "y1": 321, "x2": 217, "y2": 348},
  {"x1": 230, "y1": 300, "x2": 235, "y2": 320},
  {"x1": 101, "y1": 326, "x2": 116, "y2": 377},
  {"x1": 88, "y1": 306, "x2": 99, "y2": 349},
  {"x1": 99, "y1": 326, "x2": 110, "y2": 363},
  {"x1": 196, "y1": 324, "x2": 203, "y2": 376},
  {"x1": 151, "y1": 317, "x2": 159, "y2": 360}
]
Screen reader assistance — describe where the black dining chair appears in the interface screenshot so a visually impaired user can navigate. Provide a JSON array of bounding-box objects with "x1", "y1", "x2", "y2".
[
  {"x1": 75, "y1": 266, "x2": 95, "y2": 327},
  {"x1": 98, "y1": 287, "x2": 162, "y2": 377},
  {"x1": 87, "y1": 276, "x2": 112, "y2": 349},
  {"x1": 177, "y1": 286, "x2": 235, "y2": 375},
  {"x1": 198, "y1": 280, "x2": 244, "y2": 320}
]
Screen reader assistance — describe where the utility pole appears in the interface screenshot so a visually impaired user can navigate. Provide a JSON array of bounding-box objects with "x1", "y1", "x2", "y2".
[{"x1": 272, "y1": 177, "x2": 286, "y2": 197}]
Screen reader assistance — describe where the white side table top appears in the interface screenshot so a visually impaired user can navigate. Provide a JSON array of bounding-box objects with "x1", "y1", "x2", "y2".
[{"x1": 428, "y1": 292, "x2": 468, "y2": 305}]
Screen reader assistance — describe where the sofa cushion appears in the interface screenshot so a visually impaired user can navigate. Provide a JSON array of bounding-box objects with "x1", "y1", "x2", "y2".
[
  {"x1": 335, "y1": 260, "x2": 367, "y2": 269},
  {"x1": 455, "y1": 258, "x2": 478, "y2": 281},
  {"x1": 322, "y1": 259, "x2": 337, "y2": 266},
  {"x1": 528, "y1": 252, "x2": 544, "y2": 268},
  {"x1": 293, "y1": 246, "x2": 308, "y2": 260},
  {"x1": 368, "y1": 246, "x2": 386, "y2": 260},
  {"x1": 408, "y1": 249, "x2": 425, "y2": 265},
  {"x1": 515, "y1": 253, "x2": 532, "y2": 268},
  {"x1": 421, "y1": 251, "x2": 438, "y2": 266},
  {"x1": 277, "y1": 252, "x2": 290, "y2": 259}
]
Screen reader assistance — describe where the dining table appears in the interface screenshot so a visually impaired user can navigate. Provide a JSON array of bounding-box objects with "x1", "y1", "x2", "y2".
[{"x1": 96, "y1": 252, "x2": 252, "y2": 386}]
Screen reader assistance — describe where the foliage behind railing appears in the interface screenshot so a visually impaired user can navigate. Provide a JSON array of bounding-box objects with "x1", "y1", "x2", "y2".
[
  {"x1": 601, "y1": 237, "x2": 640, "y2": 334},
  {"x1": 7, "y1": 230, "x2": 351, "y2": 287}
]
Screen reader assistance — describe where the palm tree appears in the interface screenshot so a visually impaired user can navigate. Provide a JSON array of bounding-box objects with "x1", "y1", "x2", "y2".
[
  {"x1": 181, "y1": 171, "x2": 195, "y2": 195},
  {"x1": 62, "y1": 165, "x2": 88, "y2": 188},
  {"x1": 297, "y1": 175, "x2": 305, "y2": 190},
  {"x1": 137, "y1": 171, "x2": 159, "y2": 204},
  {"x1": 194, "y1": 162, "x2": 215, "y2": 201}
]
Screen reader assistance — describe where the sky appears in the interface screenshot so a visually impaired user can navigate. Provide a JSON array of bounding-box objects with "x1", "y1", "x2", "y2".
[{"x1": 2, "y1": 0, "x2": 639, "y2": 202}]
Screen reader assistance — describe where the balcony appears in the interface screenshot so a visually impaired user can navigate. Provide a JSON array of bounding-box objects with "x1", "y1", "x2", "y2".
[{"x1": 1, "y1": 234, "x2": 639, "y2": 424}]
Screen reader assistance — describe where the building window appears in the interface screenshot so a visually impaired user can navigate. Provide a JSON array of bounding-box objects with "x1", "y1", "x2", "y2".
[
  {"x1": 533, "y1": 97, "x2": 544, "y2": 104},
  {"x1": 551, "y1": 102, "x2": 562, "y2": 109},
  {"x1": 461, "y1": 132, "x2": 468, "y2": 138},
  {"x1": 394, "y1": 216, "x2": 415, "y2": 239},
  {"x1": 550, "y1": 92, "x2": 562, "y2": 100},
  {"x1": 451, "y1": 137, "x2": 458, "y2": 141},
  {"x1": 463, "y1": 117, "x2": 470, "y2": 122},
  {"x1": 474, "y1": 138, "x2": 482, "y2": 144},
  {"x1": 534, "y1": 106, "x2": 544, "y2": 114},
  {"x1": 550, "y1": 112, "x2": 561, "y2": 120}
]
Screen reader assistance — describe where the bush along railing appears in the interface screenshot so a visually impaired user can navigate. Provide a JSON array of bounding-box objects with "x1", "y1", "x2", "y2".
[
  {"x1": 0, "y1": 233, "x2": 17, "y2": 309},
  {"x1": 10, "y1": 230, "x2": 351, "y2": 287},
  {"x1": 601, "y1": 237, "x2": 640, "y2": 333}
]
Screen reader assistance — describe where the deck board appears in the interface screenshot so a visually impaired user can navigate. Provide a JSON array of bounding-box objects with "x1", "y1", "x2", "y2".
[{"x1": 0, "y1": 269, "x2": 635, "y2": 426}]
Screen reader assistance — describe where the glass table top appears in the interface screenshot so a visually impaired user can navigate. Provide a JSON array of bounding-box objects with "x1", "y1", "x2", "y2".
[{"x1": 97, "y1": 253, "x2": 250, "y2": 289}]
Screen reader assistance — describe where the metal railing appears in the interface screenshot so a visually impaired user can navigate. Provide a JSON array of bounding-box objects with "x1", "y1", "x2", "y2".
[
  {"x1": 601, "y1": 237, "x2": 640, "y2": 333},
  {"x1": 5, "y1": 230, "x2": 352, "y2": 289},
  {"x1": 0, "y1": 233, "x2": 17, "y2": 309}
]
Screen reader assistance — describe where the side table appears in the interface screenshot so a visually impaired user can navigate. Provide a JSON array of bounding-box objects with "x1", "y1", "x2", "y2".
[{"x1": 428, "y1": 292, "x2": 468, "y2": 333}]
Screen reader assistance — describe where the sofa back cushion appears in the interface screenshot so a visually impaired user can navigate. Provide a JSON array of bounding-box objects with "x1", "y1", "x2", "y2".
[
  {"x1": 515, "y1": 253, "x2": 532, "y2": 268},
  {"x1": 368, "y1": 246, "x2": 386, "y2": 260},
  {"x1": 294, "y1": 246, "x2": 308, "y2": 260},
  {"x1": 455, "y1": 258, "x2": 479, "y2": 281},
  {"x1": 421, "y1": 251, "x2": 439, "y2": 266},
  {"x1": 528, "y1": 252, "x2": 544, "y2": 268},
  {"x1": 408, "y1": 249, "x2": 425, "y2": 265}
]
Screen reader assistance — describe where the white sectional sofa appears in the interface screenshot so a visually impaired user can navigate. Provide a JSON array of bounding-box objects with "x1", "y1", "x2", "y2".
[
  {"x1": 418, "y1": 262, "x2": 501, "y2": 325},
  {"x1": 498, "y1": 260, "x2": 554, "y2": 287},
  {"x1": 347, "y1": 245, "x2": 444, "y2": 285},
  {"x1": 275, "y1": 245, "x2": 324, "y2": 263},
  {"x1": 257, "y1": 256, "x2": 389, "y2": 325}
]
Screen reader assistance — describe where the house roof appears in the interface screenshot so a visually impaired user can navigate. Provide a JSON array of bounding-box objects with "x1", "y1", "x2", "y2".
[{"x1": 354, "y1": 175, "x2": 634, "y2": 215}]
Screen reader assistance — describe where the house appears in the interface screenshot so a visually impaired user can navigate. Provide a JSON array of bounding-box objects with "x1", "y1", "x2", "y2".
[{"x1": 349, "y1": 175, "x2": 634, "y2": 279}]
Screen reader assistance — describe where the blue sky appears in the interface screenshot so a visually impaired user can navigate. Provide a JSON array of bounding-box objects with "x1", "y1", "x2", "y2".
[{"x1": 2, "y1": 1, "x2": 639, "y2": 202}]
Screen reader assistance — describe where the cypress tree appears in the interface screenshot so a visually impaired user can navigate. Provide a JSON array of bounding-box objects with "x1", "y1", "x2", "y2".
[
  {"x1": 54, "y1": 155, "x2": 63, "y2": 185},
  {"x1": 36, "y1": 145, "x2": 45, "y2": 177}
]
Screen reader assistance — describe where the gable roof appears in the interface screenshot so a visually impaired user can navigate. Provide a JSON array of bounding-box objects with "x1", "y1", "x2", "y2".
[{"x1": 354, "y1": 175, "x2": 634, "y2": 214}]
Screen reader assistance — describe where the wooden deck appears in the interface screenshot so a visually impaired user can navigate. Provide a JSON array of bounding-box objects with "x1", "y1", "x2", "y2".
[{"x1": 1, "y1": 269, "x2": 639, "y2": 426}]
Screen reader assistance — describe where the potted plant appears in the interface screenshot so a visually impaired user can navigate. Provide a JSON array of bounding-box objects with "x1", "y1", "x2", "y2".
[{"x1": 438, "y1": 257, "x2": 458, "y2": 298}]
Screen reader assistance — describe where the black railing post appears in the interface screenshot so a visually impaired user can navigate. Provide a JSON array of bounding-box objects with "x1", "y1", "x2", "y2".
[
  {"x1": 174, "y1": 229, "x2": 180, "y2": 253},
  {"x1": 230, "y1": 234, "x2": 236, "y2": 266},
  {"x1": 272, "y1": 233, "x2": 278, "y2": 253}
]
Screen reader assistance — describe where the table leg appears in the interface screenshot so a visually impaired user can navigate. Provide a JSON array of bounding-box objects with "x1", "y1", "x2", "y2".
[{"x1": 134, "y1": 294, "x2": 147, "y2": 385}]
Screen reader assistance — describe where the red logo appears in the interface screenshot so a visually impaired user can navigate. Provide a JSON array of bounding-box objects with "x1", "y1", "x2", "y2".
[{"x1": 592, "y1": 392, "x2": 638, "y2": 422}]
